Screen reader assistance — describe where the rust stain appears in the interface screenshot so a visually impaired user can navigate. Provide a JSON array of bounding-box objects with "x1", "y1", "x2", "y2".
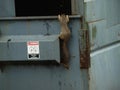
[{"x1": 80, "y1": 30, "x2": 90, "y2": 69}]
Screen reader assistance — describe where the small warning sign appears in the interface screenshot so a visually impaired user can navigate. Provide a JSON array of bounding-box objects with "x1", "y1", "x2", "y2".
[{"x1": 27, "y1": 41, "x2": 40, "y2": 59}]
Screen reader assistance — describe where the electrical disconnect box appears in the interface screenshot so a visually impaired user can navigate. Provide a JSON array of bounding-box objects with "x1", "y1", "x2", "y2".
[{"x1": 0, "y1": 35, "x2": 60, "y2": 63}]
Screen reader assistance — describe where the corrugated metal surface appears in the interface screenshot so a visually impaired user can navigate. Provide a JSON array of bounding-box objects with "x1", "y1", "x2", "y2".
[{"x1": 85, "y1": 0, "x2": 120, "y2": 90}]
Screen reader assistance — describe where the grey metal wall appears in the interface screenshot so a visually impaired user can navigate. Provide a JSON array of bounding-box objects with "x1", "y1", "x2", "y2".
[
  {"x1": 0, "y1": 0, "x2": 89, "y2": 89},
  {"x1": 0, "y1": 0, "x2": 120, "y2": 90},
  {"x1": 0, "y1": 17, "x2": 89, "y2": 90},
  {"x1": 85, "y1": 0, "x2": 120, "y2": 90},
  {"x1": 0, "y1": 0, "x2": 15, "y2": 17}
]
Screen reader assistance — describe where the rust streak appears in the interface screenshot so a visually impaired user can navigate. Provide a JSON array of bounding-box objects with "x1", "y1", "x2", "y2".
[{"x1": 80, "y1": 30, "x2": 90, "y2": 69}]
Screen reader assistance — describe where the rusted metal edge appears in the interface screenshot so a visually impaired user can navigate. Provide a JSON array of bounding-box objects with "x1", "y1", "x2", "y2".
[{"x1": 80, "y1": 29, "x2": 90, "y2": 69}]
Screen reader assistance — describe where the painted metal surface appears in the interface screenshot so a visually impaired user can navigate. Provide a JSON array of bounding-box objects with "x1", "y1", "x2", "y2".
[
  {"x1": 0, "y1": 35, "x2": 60, "y2": 62},
  {"x1": 90, "y1": 43, "x2": 120, "y2": 90},
  {"x1": 0, "y1": 0, "x2": 15, "y2": 17},
  {"x1": 0, "y1": 0, "x2": 120, "y2": 90},
  {"x1": 0, "y1": 18, "x2": 89, "y2": 90},
  {"x1": 0, "y1": 1, "x2": 88, "y2": 89},
  {"x1": 85, "y1": 0, "x2": 120, "y2": 90}
]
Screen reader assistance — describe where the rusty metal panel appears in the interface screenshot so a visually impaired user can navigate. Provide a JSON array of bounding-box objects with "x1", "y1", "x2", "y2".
[{"x1": 80, "y1": 29, "x2": 90, "y2": 68}]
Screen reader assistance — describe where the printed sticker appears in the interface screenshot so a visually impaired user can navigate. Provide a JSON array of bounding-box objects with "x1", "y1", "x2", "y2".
[{"x1": 27, "y1": 41, "x2": 40, "y2": 59}]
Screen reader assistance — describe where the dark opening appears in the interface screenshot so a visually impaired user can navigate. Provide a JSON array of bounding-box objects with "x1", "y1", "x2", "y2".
[{"x1": 15, "y1": 0, "x2": 71, "y2": 16}]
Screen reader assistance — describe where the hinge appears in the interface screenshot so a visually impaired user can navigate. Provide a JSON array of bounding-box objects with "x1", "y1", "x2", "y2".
[{"x1": 80, "y1": 29, "x2": 90, "y2": 69}]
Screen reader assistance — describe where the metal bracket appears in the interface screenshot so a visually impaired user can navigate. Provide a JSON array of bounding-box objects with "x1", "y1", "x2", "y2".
[{"x1": 80, "y1": 29, "x2": 90, "y2": 69}]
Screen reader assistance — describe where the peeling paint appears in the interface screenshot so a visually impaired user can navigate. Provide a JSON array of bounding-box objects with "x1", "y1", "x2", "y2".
[{"x1": 80, "y1": 29, "x2": 90, "y2": 69}]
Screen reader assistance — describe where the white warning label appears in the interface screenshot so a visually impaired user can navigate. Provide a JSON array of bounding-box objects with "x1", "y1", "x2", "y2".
[{"x1": 27, "y1": 41, "x2": 40, "y2": 59}]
